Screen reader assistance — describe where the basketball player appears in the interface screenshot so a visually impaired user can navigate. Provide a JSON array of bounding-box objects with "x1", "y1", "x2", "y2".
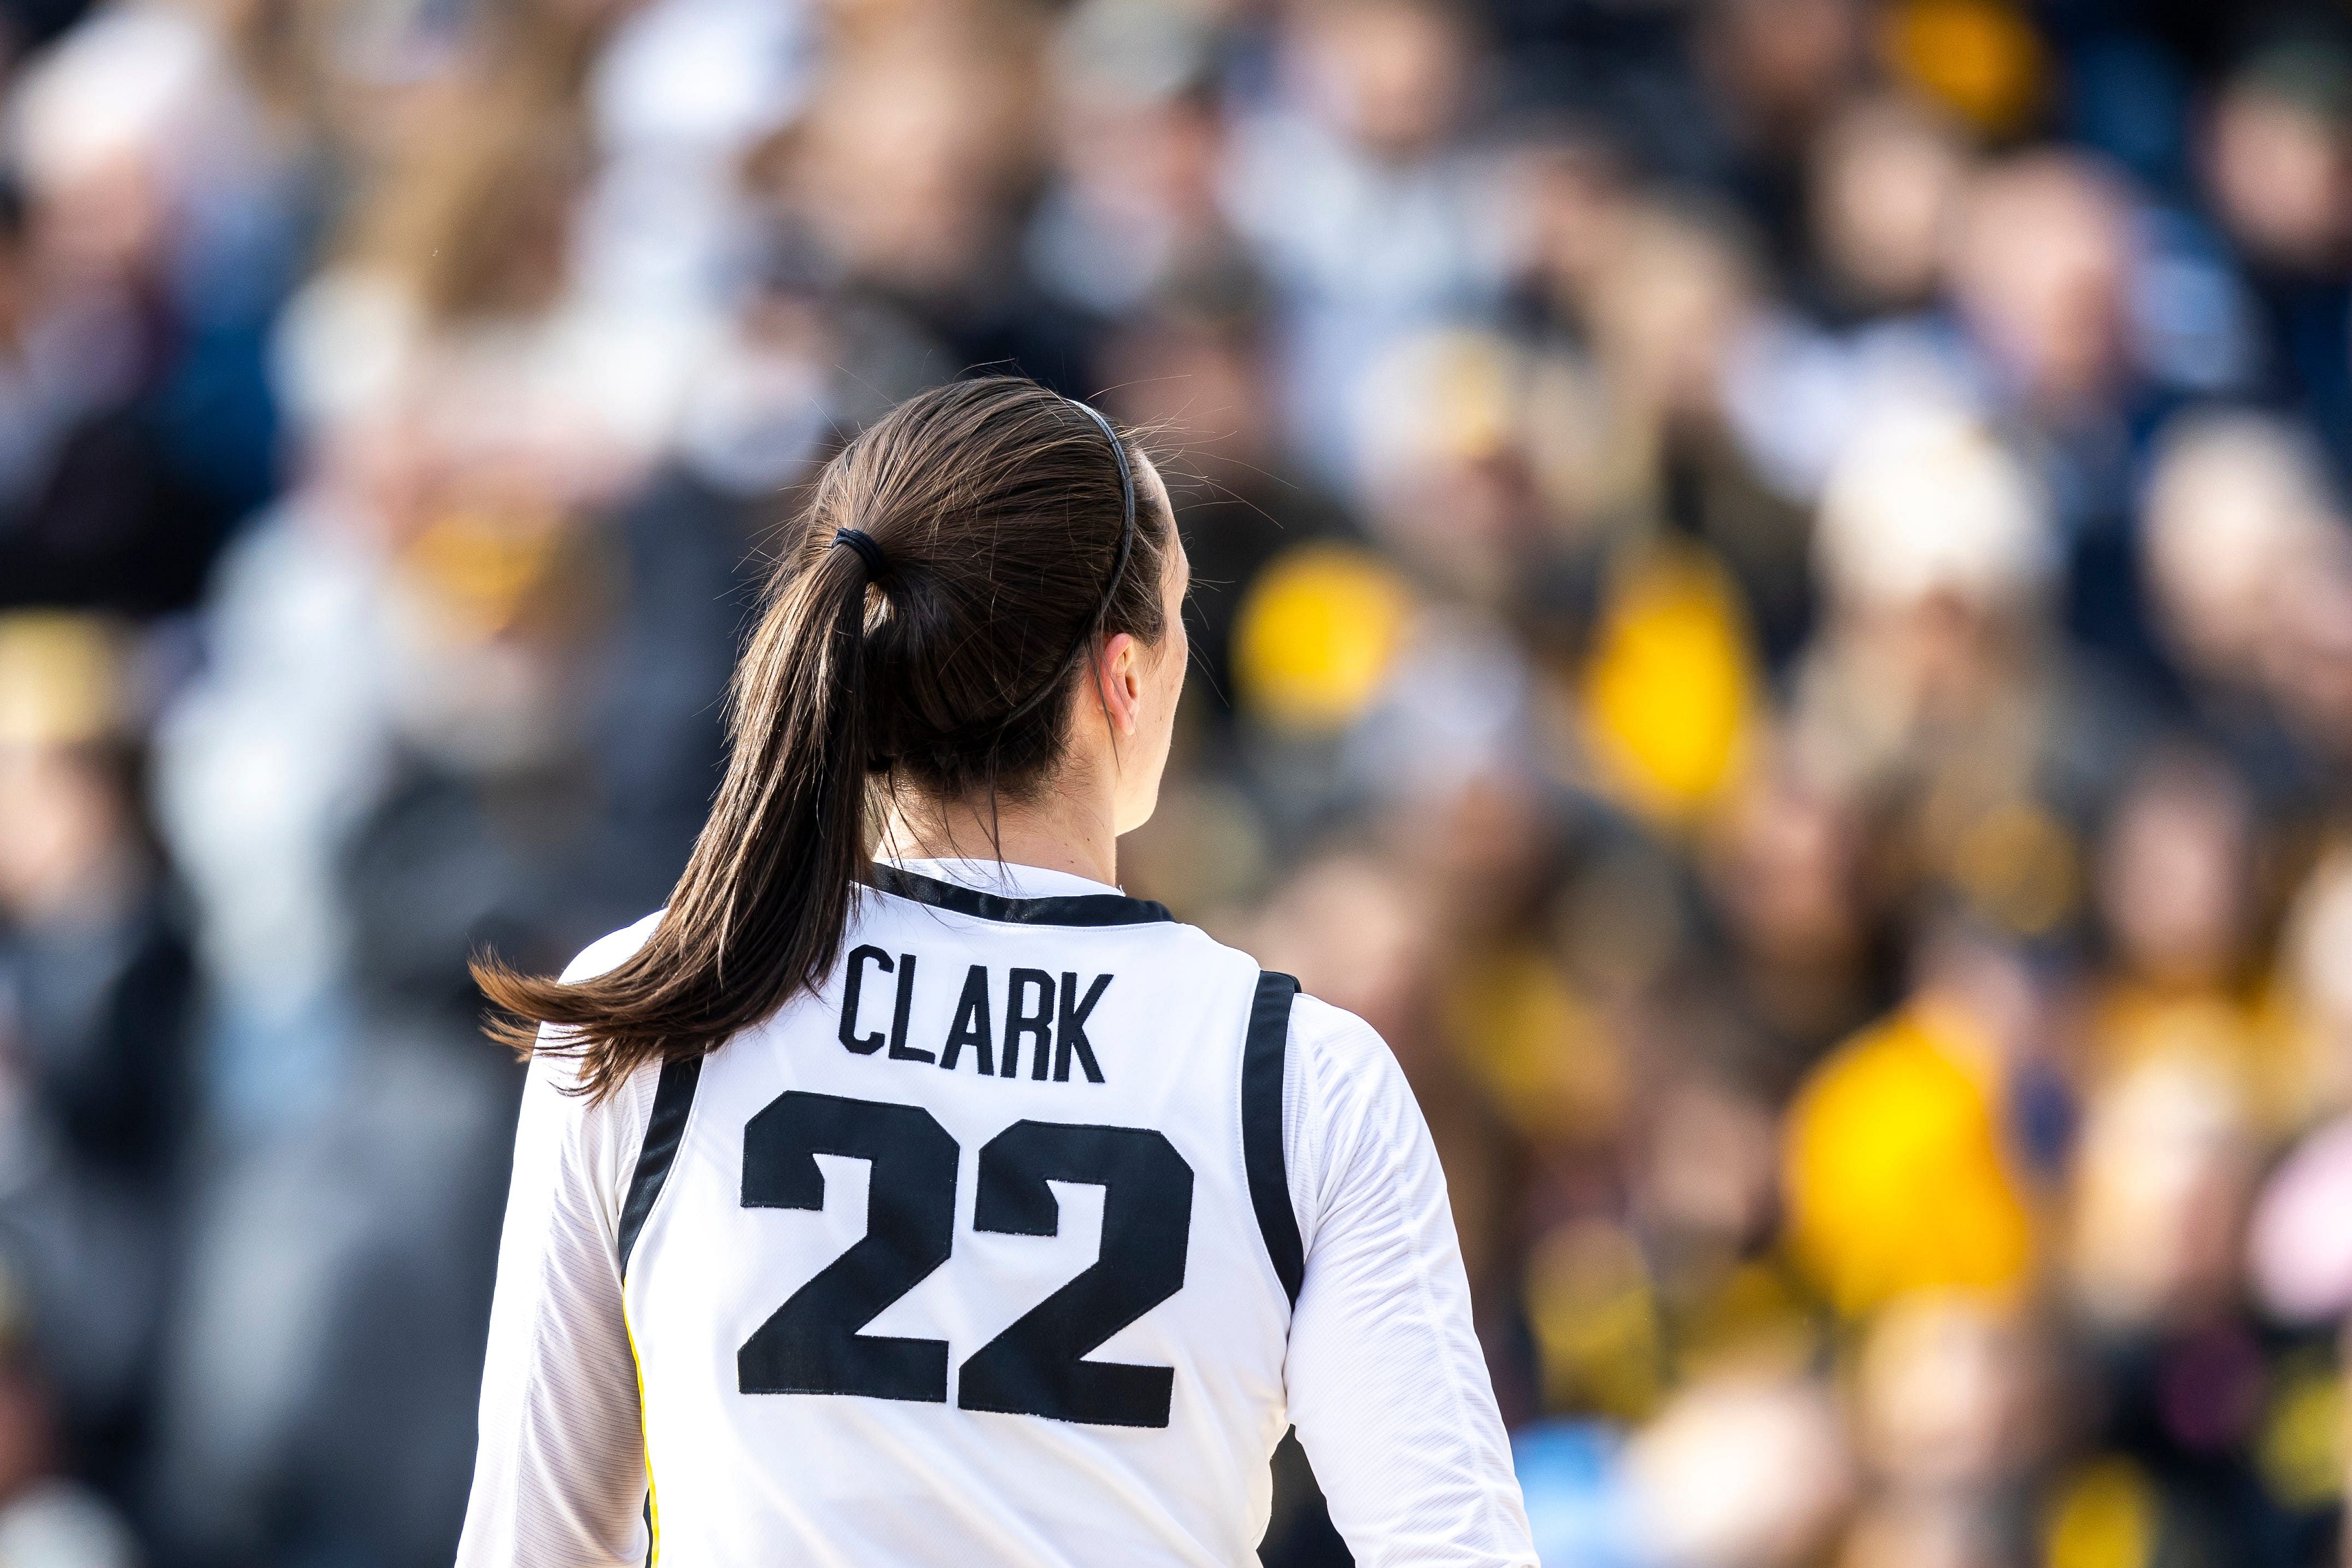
[{"x1": 457, "y1": 377, "x2": 1536, "y2": 1567}]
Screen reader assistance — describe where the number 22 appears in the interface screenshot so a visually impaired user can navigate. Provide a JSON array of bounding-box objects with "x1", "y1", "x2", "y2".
[{"x1": 735, "y1": 1091, "x2": 1194, "y2": 1430}]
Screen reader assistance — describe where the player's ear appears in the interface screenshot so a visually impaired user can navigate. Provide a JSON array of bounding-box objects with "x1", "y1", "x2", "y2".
[{"x1": 1097, "y1": 632, "x2": 1144, "y2": 737}]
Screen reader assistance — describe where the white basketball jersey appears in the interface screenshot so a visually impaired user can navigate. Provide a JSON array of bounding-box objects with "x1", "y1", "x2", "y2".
[{"x1": 617, "y1": 863, "x2": 1305, "y2": 1567}]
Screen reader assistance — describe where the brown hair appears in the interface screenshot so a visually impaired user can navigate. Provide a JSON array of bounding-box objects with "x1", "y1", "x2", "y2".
[{"x1": 473, "y1": 376, "x2": 1172, "y2": 1096}]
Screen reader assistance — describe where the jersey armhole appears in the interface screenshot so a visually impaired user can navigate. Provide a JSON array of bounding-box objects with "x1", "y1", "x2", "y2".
[
  {"x1": 1241, "y1": 970, "x2": 1305, "y2": 1307},
  {"x1": 617, "y1": 1054, "x2": 704, "y2": 1280}
]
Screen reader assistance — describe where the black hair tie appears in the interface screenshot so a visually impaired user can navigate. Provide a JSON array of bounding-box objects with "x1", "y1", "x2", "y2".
[{"x1": 832, "y1": 526, "x2": 888, "y2": 580}]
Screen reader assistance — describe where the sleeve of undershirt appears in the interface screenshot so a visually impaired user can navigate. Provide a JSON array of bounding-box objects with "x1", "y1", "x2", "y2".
[
  {"x1": 1280, "y1": 994, "x2": 1536, "y2": 1568},
  {"x1": 456, "y1": 919, "x2": 664, "y2": 1568}
]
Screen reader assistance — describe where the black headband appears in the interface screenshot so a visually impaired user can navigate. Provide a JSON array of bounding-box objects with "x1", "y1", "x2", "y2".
[
  {"x1": 984, "y1": 397, "x2": 1137, "y2": 732},
  {"x1": 832, "y1": 526, "x2": 888, "y2": 579},
  {"x1": 1070, "y1": 400, "x2": 1137, "y2": 596},
  {"x1": 867, "y1": 398, "x2": 1140, "y2": 769}
]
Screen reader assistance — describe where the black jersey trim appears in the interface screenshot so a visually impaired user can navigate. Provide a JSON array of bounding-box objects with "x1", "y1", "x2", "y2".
[
  {"x1": 871, "y1": 864, "x2": 1174, "y2": 929},
  {"x1": 618, "y1": 1053, "x2": 702, "y2": 1279},
  {"x1": 1242, "y1": 970, "x2": 1305, "y2": 1308}
]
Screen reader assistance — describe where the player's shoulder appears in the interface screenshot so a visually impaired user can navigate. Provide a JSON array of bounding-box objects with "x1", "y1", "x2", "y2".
[
  {"x1": 522, "y1": 911, "x2": 666, "y2": 1103},
  {"x1": 1157, "y1": 921, "x2": 1397, "y2": 1064},
  {"x1": 1153, "y1": 916, "x2": 1307, "y2": 1006},
  {"x1": 559, "y1": 909, "x2": 665, "y2": 984},
  {"x1": 1283, "y1": 990, "x2": 1400, "y2": 1083}
]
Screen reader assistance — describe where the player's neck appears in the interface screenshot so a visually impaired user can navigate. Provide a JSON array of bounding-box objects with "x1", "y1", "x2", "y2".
[{"x1": 876, "y1": 778, "x2": 1120, "y2": 890}]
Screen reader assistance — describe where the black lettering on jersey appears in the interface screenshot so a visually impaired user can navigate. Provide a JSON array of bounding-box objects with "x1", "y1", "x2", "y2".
[
  {"x1": 1053, "y1": 973, "x2": 1111, "y2": 1084},
  {"x1": 1002, "y1": 969, "x2": 1054, "y2": 1080},
  {"x1": 838, "y1": 946, "x2": 892, "y2": 1055},
  {"x1": 885, "y1": 954, "x2": 931, "y2": 1063},
  {"x1": 958, "y1": 1121, "x2": 1194, "y2": 1427},
  {"x1": 731, "y1": 1094, "x2": 1196, "y2": 1430},
  {"x1": 939, "y1": 965, "x2": 996, "y2": 1075},
  {"x1": 737, "y1": 1091, "x2": 957, "y2": 1403}
]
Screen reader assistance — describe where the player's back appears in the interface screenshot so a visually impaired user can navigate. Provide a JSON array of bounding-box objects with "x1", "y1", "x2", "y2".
[{"x1": 621, "y1": 860, "x2": 1297, "y2": 1567}]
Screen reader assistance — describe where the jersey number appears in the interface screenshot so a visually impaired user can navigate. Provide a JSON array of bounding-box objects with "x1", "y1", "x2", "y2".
[{"x1": 736, "y1": 1090, "x2": 1195, "y2": 1429}]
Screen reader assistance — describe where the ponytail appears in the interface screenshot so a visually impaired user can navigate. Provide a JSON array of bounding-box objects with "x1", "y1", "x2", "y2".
[
  {"x1": 472, "y1": 376, "x2": 1169, "y2": 1097},
  {"x1": 474, "y1": 526, "x2": 879, "y2": 1096}
]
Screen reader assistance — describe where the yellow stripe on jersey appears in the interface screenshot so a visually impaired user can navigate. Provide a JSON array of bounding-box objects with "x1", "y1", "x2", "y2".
[{"x1": 625, "y1": 1302, "x2": 659, "y2": 1565}]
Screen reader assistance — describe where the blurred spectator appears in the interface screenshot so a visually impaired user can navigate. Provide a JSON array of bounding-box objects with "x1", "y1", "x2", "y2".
[
  {"x1": 1784, "y1": 922, "x2": 2039, "y2": 1320},
  {"x1": 0, "y1": 0, "x2": 291, "y2": 614},
  {"x1": 1226, "y1": 0, "x2": 1504, "y2": 484},
  {"x1": 0, "y1": 613, "x2": 190, "y2": 1503},
  {"x1": 2083, "y1": 749, "x2": 2302, "y2": 1136},
  {"x1": 1101, "y1": 295, "x2": 1352, "y2": 733},
  {"x1": 1626, "y1": 1372, "x2": 1854, "y2": 1567},
  {"x1": 2202, "y1": 34, "x2": 2352, "y2": 481},
  {"x1": 0, "y1": 1290, "x2": 139, "y2": 1568},
  {"x1": 1693, "y1": 0, "x2": 1865, "y2": 278},
  {"x1": 1803, "y1": 94, "x2": 1972, "y2": 326}
]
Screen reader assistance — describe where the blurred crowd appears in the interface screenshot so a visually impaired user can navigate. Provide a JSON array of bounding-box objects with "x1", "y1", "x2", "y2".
[{"x1": 0, "y1": 0, "x2": 2349, "y2": 1563}]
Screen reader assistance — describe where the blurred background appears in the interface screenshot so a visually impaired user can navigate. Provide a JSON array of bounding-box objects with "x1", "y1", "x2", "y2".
[{"x1": 0, "y1": 0, "x2": 2349, "y2": 1563}]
